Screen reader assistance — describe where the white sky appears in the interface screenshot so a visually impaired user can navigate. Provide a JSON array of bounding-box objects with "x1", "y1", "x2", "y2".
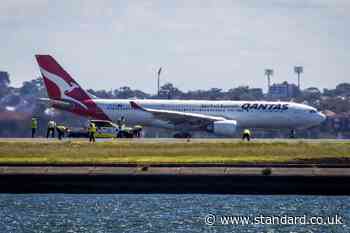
[{"x1": 1, "y1": 0, "x2": 349, "y2": 93}]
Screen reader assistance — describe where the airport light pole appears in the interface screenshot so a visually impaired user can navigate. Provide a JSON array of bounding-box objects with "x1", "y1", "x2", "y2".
[
  {"x1": 294, "y1": 66, "x2": 303, "y2": 90},
  {"x1": 157, "y1": 67, "x2": 162, "y2": 96},
  {"x1": 264, "y1": 69, "x2": 274, "y2": 93}
]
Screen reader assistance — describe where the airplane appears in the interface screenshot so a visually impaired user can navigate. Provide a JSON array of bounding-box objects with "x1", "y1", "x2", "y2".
[{"x1": 35, "y1": 54, "x2": 326, "y2": 137}]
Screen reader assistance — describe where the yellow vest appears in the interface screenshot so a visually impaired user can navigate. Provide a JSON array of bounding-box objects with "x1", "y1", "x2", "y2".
[
  {"x1": 243, "y1": 129, "x2": 251, "y2": 136},
  {"x1": 56, "y1": 125, "x2": 66, "y2": 131},
  {"x1": 31, "y1": 119, "x2": 38, "y2": 129},
  {"x1": 89, "y1": 123, "x2": 96, "y2": 133}
]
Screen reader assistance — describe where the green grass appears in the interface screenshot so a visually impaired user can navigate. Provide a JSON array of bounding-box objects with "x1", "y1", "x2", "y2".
[{"x1": 0, "y1": 140, "x2": 350, "y2": 165}]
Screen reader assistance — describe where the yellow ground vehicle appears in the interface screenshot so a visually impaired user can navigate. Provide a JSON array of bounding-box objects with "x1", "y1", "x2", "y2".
[
  {"x1": 91, "y1": 120, "x2": 119, "y2": 138},
  {"x1": 67, "y1": 120, "x2": 142, "y2": 138}
]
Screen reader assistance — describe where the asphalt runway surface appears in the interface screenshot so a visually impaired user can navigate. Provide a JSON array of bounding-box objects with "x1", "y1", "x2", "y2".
[{"x1": 0, "y1": 137, "x2": 349, "y2": 143}]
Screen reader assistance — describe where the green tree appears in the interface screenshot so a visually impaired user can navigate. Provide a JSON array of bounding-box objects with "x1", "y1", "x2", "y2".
[
  {"x1": 227, "y1": 86, "x2": 261, "y2": 100},
  {"x1": 20, "y1": 78, "x2": 45, "y2": 97},
  {"x1": 303, "y1": 87, "x2": 321, "y2": 99},
  {"x1": 159, "y1": 83, "x2": 182, "y2": 99},
  {"x1": 336, "y1": 83, "x2": 350, "y2": 96}
]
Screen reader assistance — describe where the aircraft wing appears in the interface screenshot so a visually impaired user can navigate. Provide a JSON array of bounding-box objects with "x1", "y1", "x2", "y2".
[{"x1": 130, "y1": 101, "x2": 226, "y2": 128}]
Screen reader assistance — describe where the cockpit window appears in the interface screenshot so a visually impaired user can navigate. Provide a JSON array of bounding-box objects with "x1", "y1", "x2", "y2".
[{"x1": 309, "y1": 110, "x2": 317, "y2": 113}]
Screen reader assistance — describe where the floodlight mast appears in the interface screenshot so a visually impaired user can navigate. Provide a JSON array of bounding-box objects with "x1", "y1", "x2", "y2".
[
  {"x1": 265, "y1": 69, "x2": 274, "y2": 93},
  {"x1": 157, "y1": 67, "x2": 162, "y2": 96},
  {"x1": 294, "y1": 66, "x2": 303, "y2": 90}
]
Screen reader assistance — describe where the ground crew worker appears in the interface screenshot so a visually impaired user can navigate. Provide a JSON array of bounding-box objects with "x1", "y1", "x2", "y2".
[
  {"x1": 289, "y1": 129, "x2": 296, "y2": 139},
  {"x1": 117, "y1": 116, "x2": 126, "y2": 138},
  {"x1": 56, "y1": 125, "x2": 66, "y2": 140},
  {"x1": 116, "y1": 120, "x2": 122, "y2": 138},
  {"x1": 47, "y1": 120, "x2": 56, "y2": 138},
  {"x1": 133, "y1": 125, "x2": 143, "y2": 138},
  {"x1": 88, "y1": 122, "x2": 97, "y2": 143},
  {"x1": 242, "y1": 129, "x2": 251, "y2": 141},
  {"x1": 31, "y1": 117, "x2": 38, "y2": 138}
]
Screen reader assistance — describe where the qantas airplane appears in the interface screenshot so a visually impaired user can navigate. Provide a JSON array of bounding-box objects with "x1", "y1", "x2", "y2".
[{"x1": 35, "y1": 55, "x2": 326, "y2": 137}]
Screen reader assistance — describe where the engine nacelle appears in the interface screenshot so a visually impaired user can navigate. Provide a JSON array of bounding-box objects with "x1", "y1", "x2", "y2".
[{"x1": 209, "y1": 120, "x2": 238, "y2": 137}]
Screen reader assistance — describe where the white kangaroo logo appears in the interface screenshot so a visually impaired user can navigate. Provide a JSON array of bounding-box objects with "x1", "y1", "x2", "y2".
[{"x1": 40, "y1": 68, "x2": 88, "y2": 109}]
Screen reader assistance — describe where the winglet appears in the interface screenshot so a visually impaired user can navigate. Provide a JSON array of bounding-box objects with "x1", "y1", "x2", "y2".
[{"x1": 130, "y1": 101, "x2": 146, "y2": 111}]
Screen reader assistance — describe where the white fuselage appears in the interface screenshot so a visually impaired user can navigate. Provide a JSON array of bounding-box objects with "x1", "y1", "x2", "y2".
[{"x1": 91, "y1": 99, "x2": 326, "y2": 131}]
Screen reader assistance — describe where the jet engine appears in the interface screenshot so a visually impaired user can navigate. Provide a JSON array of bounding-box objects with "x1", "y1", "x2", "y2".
[{"x1": 208, "y1": 120, "x2": 238, "y2": 137}]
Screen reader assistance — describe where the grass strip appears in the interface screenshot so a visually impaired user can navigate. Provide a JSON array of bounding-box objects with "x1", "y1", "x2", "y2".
[{"x1": 0, "y1": 141, "x2": 349, "y2": 165}]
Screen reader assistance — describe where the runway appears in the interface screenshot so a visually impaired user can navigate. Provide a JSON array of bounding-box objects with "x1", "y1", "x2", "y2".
[{"x1": 0, "y1": 137, "x2": 349, "y2": 143}]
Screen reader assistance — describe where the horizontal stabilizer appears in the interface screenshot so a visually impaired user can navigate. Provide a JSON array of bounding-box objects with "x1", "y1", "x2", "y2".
[{"x1": 37, "y1": 98, "x2": 74, "y2": 109}]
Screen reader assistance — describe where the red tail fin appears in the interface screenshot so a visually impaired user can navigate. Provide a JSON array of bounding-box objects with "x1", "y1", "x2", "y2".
[
  {"x1": 35, "y1": 55, "x2": 110, "y2": 120},
  {"x1": 35, "y1": 55, "x2": 90, "y2": 102}
]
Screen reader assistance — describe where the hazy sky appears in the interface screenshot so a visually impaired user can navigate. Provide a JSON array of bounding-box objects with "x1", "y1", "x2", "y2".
[{"x1": 1, "y1": 0, "x2": 349, "y2": 93}]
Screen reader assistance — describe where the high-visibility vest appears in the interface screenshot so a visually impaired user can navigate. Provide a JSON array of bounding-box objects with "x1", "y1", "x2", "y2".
[
  {"x1": 56, "y1": 125, "x2": 66, "y2": 131},
  {"x1": 31, "y1": 118, "x2": 38, "y2": 129},
  {"x1": 134, "y1": 125, "x2": 143, "y2": 129},
  {"x1": 89, "y1": 123, "x2": 96, "y2": 133},
  {"x1": 243, "y1": 129, "x2": 251, "y2": 136}
]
